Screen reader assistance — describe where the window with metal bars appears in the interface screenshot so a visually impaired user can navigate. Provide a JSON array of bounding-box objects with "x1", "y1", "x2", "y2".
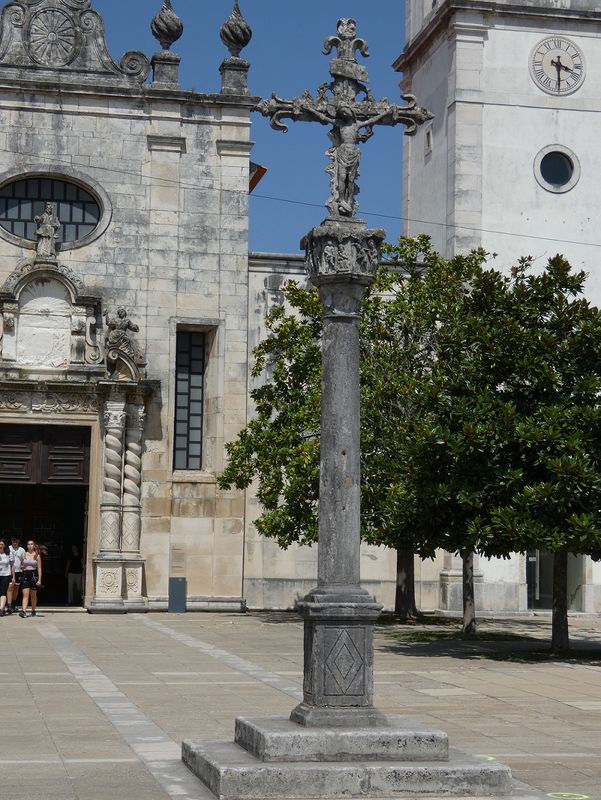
[
  {"x1": 0, "y1": 178, "x2": 100, "y2": 243},
  {"x1": 173, "y1": 331, "x2": 206, "y2": 471}
]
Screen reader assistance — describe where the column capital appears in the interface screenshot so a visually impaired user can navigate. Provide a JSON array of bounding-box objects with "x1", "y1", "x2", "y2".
[
  {"x1": 302, "y1": 219, "x2": 385, "y2": 295},
  {"x1": 103, "y1": 400, "x2": 126, "y2": 430},
  {"x1": 126, "y1": 402, "x2": 146, "y2": 430}
]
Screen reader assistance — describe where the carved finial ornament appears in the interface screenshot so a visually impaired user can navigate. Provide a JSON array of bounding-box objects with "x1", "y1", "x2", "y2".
[
  {"x1": 220, "y1": 0, "x2": 252, "y2": 58},
  {"x1": 257, "y1": 19, "x2": 433, "y2": 219},
  {"x1": 151, "y1": 0, "x2": 183, "y2": 51}
]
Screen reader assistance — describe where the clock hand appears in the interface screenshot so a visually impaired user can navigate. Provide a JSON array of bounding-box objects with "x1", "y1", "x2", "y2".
[{"x1": 551, "y1": 56, "x2": 563, "y2": 91}]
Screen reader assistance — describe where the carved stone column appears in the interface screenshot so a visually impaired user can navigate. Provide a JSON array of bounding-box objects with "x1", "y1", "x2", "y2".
[
  {"x1": 92, "y1": 396, "x2": 127, "y2": 611},
  {"x1": 290, "y1": 219, "x2": 386, "y2": 728},
  {"x1": 99, "y1": 399, "x2": 126, "y2": 552},
  {"x1": 122, "y1": 403, "x2": 144, "y2": 553},
  {"x1": 122, "y1": 401, "x2": 147, "y2": 610}
]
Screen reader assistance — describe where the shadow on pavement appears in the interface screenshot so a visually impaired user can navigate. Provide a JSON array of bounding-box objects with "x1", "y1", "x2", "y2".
[{"x1": 376, "y1": 635, "x2": 601, "y2": 664}]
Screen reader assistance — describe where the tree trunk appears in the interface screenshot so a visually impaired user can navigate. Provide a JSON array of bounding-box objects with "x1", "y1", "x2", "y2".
[
  {"x1": 552, "y1": 550, "x2": 570, "y2": 653},
  {"x1": 462, "y1": 551, "x2": 477, "y2": 635},
  {"x1": 395, "y1": 549, "x2": 418, "y2": 620}
]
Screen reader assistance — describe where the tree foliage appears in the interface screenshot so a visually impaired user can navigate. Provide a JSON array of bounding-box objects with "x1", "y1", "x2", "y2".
[{"x1": 219, "y1": 237, "x2": 601, "y2": 648}]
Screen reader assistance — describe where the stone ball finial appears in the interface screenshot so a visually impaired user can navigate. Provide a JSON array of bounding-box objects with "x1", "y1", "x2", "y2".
[
  {"x1": 220, "y1": 0, "x2": 252, "y2": 58},
  {"x1": 151, "y1": 0, "x2": 183, "y2": 51}
]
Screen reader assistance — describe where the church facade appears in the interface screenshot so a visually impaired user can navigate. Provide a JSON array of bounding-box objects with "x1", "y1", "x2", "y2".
[
  {"x1": 0, "y1": 0, "x2": 397, "y2": 612},
  {"x1": 396, "y1": 0, "x2": 601, "y2": 614}
]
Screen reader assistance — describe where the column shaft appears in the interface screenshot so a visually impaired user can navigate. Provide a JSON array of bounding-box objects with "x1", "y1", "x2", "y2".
[
  {"x1": 99, "y1": 399, "x2": 126, "y2": 553},
  {"x1": 318, "y1": 314, "x2": 361, "y2": 592},
  {"x1": 122, "y1": 403, "x2": 145, "y2": 554}
]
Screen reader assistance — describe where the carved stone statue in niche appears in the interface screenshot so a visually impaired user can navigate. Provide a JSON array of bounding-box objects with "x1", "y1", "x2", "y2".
[
  {"x1": 105, "y1": 308, "x2": 140, "y2": 360},
  {"x1": 35, "y1": 203, "x2": 61, "y2": 259}
]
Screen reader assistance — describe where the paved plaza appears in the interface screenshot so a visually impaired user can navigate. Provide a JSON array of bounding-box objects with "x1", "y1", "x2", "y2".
[{"x1": 0, "y1": 610, "x2": 599, "y2": 800}]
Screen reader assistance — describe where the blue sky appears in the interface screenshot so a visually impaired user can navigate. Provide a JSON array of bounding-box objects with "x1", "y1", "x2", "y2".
[{"x1": 96, "y1": 1, "x2": 406, "y2": 254}]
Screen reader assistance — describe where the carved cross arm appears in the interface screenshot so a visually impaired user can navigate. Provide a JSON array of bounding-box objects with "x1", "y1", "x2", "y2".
[
  {"x1": 391, "y1": 94, "x2": 435, "y2": 135},
  {"x1": 256, "y1": 92, "x2": 333, "y2": 132}
]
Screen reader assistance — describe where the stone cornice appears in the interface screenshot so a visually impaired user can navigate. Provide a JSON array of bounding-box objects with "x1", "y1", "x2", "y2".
[
  {"x1": 394, "y1": 0, "x2": 601, "y2": 71},
  {"x1": 0, "y1": 74, "x2": 260, "y2": 109}
]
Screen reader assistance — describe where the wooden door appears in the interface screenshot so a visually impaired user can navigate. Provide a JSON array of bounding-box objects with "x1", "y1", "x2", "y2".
[{"x1": 0, "y1": 425, "x2": 90, "y2": 484}]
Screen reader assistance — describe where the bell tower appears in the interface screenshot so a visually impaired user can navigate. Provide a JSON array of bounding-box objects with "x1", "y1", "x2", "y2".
[{"x1": 396, "y1": 0, "x2": 601, "y2": 296}]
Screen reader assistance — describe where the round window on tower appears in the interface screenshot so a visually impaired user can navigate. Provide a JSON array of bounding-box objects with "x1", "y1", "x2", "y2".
[
  {"x1": 0, "y1": 170, "x2": 112, "y2": 251},
  {"x1": 534, "y1": 145, "x2": 581, "y2": 193}
]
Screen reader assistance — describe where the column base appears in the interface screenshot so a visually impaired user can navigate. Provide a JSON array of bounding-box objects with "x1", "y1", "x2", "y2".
[
  {"x1": 90, "y1": 555, "x2": 147, "y2": 613},
  {"x1": 296, "y1": 591, "x2": 383, "y2": 723},
  {"x1": 290, "y1": 702, "x2": 387, "y2": 728},
  {"x1": 182, "y1": 714, "x2": 514, "y2": 799},
  {"x1": 122, "y1": 556, "x2": 148, "y2": 612}
]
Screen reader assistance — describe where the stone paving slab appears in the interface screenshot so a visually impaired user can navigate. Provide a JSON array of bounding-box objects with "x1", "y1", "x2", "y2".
[{"x1": 0, "y1": 611, "x2": 599, "y2": 799}]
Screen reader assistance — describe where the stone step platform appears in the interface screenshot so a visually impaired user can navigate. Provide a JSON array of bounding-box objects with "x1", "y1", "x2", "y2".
[
  {"x1": 182, "y1": 740, "x2": 513, "y2": 799},
  {"x1": 234, "y1": 715, "x2": 449, "y2": 762}
]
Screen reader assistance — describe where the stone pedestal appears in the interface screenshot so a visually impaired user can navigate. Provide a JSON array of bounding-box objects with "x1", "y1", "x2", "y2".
[
  {"x1": 151, "y1": 50, "x2": 181, "y2": 87},
  {"x1": 123, "y1": 556, "x2": 147, "y2": 612},
  {"x1": 220, "y1": 57, "x2": 250, "y2": 95},
  {"x1": 89, "y1": 557, "x2": 147, "y2": 613},
  {"x1": 90, "y1": 557, "x2": 126, "y2": 612},
  {"x1": 183, "y1": 718, "x2": 513, "y2": 799},
  {"x1": 290, "y1": 597, "x2": 386, "y2": 728}
]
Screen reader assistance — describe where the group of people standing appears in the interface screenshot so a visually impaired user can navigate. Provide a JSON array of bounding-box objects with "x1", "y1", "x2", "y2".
[{"x1": 0, "y1": 536, "x2": 43, "y2": 618}]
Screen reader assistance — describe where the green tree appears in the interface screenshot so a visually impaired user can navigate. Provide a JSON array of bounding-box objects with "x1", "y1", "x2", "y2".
[
  {"x1": 474, "y1": 256, "x2": 601, "y2": 651},
  {"x1": 220, "y1": 239, "x2": 601, "y2": 649}
]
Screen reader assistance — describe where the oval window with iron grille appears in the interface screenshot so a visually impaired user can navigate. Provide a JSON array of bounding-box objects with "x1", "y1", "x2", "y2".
[{"x1": 0, "y1": 177, "x2": 101, "y2": 245}]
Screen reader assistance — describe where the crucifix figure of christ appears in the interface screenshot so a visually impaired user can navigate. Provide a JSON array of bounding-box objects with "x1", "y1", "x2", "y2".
[{"x1": 257, "y1": 17, "x2": 433, "y2": 219}]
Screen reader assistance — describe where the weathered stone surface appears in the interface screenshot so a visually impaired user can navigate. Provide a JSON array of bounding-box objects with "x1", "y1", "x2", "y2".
[
  {"x1": 182, "y1": 740, "x2": 513, "y2": 799},
  {"x1": 234, "y1": 716, "x2": 448, "y2": 763}
]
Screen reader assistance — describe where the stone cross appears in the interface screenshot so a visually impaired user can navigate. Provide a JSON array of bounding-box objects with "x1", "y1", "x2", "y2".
[
  {"x1": 257, "y1": 19, "x2": 433, "y2": 727},
  {"x1": 258, "y1": 17, "x2": 432, "y2": 220}
]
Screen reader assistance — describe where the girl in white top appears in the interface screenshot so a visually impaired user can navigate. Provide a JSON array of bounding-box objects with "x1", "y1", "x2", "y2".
[{"x1": 0, "y1": 540, "x2": 15, "y2": 617}]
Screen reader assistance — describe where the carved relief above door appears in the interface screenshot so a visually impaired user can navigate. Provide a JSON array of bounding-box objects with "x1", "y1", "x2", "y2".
[{"x1": 0, "y1": 259, "x2": 103, "y2": 374}]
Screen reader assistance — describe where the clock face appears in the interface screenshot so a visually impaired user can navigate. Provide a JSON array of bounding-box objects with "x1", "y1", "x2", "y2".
[{"x1": 530, "y1": 37, "x2": 585, "y2": 96}]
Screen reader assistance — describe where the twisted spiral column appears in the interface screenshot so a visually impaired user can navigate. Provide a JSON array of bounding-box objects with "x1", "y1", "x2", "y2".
[
  {"x1": 99, "y1": 399, "x2": 126, "y2": 553},
  {"x1": 122, "y1": 403, "x2": 145, "y2": 554}
]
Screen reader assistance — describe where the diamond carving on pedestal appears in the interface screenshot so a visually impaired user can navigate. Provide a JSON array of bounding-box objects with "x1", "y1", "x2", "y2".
[
  {"x1": 325, "y1": 628, "x2": 364, "y2": 695},
  {"x1": 28, "y1": 9, "x2": 76, "y2": 66}
]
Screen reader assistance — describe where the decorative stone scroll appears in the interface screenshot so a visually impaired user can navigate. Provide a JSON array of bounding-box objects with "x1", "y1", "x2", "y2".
[
  {"x1": 2, "y1": 258, "x2": 85, "y2": 296},
  {"x1": 0, "y1": 0, "x2": 150, "y2": 84}
]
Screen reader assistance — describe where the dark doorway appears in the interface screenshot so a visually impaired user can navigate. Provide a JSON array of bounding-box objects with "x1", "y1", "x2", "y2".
[
  {"x1": 0, "y1": 485, "x2": 88, "y2": 606},
  {"x1": 0, "y1": 424, "x2": 90, "y2": 607}
]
